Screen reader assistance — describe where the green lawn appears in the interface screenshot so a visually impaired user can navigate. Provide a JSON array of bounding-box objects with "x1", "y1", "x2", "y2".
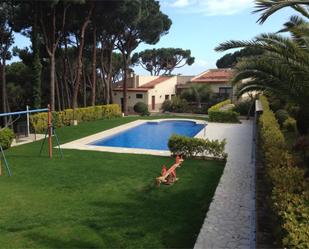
[{"x1": 0, "y1": 116, "x2": 224, "y2": 248}]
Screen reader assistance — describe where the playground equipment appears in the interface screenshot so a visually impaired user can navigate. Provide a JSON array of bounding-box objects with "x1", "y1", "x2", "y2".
[
  {"x1": 0, "y1": 144, "x2": 11, "y2": 176},
  {"x1": 156, "y1": 155, "x2": 184, "y2": 186},
  {"x1": 0, "y1": 105, "x2": 62, "y2": 176},
  {"x1": 38, "y1": 105, "x2": 62, "y2": 159}
]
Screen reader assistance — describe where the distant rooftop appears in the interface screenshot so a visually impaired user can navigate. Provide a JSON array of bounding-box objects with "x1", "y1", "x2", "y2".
[
  {"x1": 191, "y1": 68, "x2": 234, "y2": 83},
  {"x1": 113, "y1": 76, "x2": 172, "y2": 92}
]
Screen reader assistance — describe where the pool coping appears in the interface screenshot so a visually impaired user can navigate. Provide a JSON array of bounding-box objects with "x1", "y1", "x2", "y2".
[{"x1": 60, "y1": 118, "x2": 207, "y2": 156}]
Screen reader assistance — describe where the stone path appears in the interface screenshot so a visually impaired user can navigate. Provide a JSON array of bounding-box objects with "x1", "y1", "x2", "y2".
[
  {"x1": 12, "y1": 134, "x2": 45, "y2": 147},
  {"x1": 194, "y1": 120, "x2": 255, "y2": 249}
]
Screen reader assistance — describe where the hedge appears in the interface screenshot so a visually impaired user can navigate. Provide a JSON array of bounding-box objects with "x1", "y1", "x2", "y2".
[
  {"x1": 134, "y1": 102, "x2": 150, "y2": 116},
  {"x1": 168, "y1": 134, "x2": 227, "y2": 160},
  {"x1": 0, "y1": 128, "x2": 15, "y2": 150},
  {"x1": 30, "y1": 104, "x2": 121, "y2": 133},
  {"x1": 208, "y1": 99, "x2": 239, "y2": 123},
  {"x1": 259, "y1": 96, "x2": 309, "y2": 248}
]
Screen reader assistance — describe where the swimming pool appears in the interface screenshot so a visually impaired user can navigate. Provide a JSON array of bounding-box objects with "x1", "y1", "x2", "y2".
[{"x1": 90, "y1": 120, "x2": 205, "y2": 151}]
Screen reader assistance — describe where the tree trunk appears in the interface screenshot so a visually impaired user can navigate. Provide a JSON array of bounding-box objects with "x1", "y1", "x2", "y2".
[
  {"x1": 55, "y1": 74, "x2": 61, "y2": 111},
  {"x1": 72, "y1": 6, "x2": 93, "y2": 109},
  {"x1": 40, "y1": 4, "x2": 68, "y2": 111},
  {"x1": 99, "y1": 46, "x2": 108, "y2": 104},
  {"x1": 50, "y1": 55, "x2": 56, "y2": 111},
  {"x1": 122, "y1": 56, "x2": 128, "y2": 115},
  {"x1": 83, "y1": 69, "x2": 87, "y2": 107},
  {"x1": 91, "y1": 23, "x2": 97, "y2": 106},
  {"x1": 1, "y1": 61, "x2": 7, "y2": 126},
  {"x1": 31, "y1": 1, "x2": 42, "y2": 109},
  {"x1": 63, "y1": 37, "x2": 71, "y2": 109}
]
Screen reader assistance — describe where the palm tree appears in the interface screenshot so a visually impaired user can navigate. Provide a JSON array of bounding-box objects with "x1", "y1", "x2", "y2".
[
  {"x1": 215, "y1": 31, "x2": 309, "y2": 133},
  {"x1": 255, "y1": 0, "x2": 309, "y2": 23}
]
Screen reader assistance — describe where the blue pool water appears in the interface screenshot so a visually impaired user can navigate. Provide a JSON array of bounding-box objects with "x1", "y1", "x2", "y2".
[{"x1": 90, "y1": 120, "x2": 205, "y2": 151}]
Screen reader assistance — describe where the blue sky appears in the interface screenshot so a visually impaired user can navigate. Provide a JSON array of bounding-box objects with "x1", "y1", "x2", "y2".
[{"x1": 12, "y1": 0, "x2": 294, "y2": 76}]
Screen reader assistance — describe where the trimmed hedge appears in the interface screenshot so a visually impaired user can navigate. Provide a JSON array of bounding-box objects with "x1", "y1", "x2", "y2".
[
  {"x1": 208, "y1": 99, "x2": 239, "y2": 123},
  {"x1": 0, "y1": 128, "x2": 14, "y2": 150},
  {"x1": 259, "y1": 96, "x2": 309, "y2": 248},
  {"x1": 168, "y1": 134, "x2": 227, "y2": 160},
  {"x1": 133, "y1": 102, "x2": 150, "y2": 116},
  {"x1": 30, "y1": 104, "x2": 121, "y2": 133}
]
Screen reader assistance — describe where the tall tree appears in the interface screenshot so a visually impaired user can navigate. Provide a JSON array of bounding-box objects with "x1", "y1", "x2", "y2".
[
  {"x1": 216, "y1": 47, "x2": 263, "y2": 68},
  {"x1": 31, "y1": 1, "x2": 43, "y2": 108},
  {"x1": 116, "y1": 0, "x2": 172, "y2": 115},
  {"x1": 0, "y1": 1, "x2": 15, "y2": 126},
  {"x1": 68, "y1": 1, "x2": 94, "y2": 109},
  {"x1": 39, "y1": 0, "x2": 69, "y2": 111},
  {"x1": 135, "y1": 48, "x2": 195, "y2": 75},
  {"x1": 12, "y1": 0, "x2": 43, "y2": 109}
]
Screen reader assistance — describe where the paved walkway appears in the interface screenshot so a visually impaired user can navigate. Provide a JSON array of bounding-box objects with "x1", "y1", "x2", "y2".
[
  {"x1": 194, "y1": 120, "x2": 255, "y2": 249},
  {"x1": 11, "y1": 134, "x2": 45, "y2": 147}
]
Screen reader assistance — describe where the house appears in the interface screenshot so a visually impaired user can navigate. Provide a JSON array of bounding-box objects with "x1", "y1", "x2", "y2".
[
  {"x1": 113, "y1": 74, "x2": 193, "y2": 112},
  {"x1": 113, "y1": 69, "x2": 235, "y2": 113},
  {"x1": 176, "y1": 68, "x2": 235, "y2": 98}
]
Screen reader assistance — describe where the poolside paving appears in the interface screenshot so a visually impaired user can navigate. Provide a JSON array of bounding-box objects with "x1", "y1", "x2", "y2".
[{"x1": 194, "y1": 120, "x2": 255, "y2": 249}]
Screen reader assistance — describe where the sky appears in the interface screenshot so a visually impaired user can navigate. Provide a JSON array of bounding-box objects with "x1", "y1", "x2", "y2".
[{"x1": 11, "y1": 0, "x2": 294, "y2": 76}]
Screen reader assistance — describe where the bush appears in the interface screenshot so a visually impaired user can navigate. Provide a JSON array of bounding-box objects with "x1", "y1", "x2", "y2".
[
  {"x1": 283, "y1": 117, "x2": 297, "y2": 133},
  {"x1": 133, "y1": 102, "x2": 150, "y2": 116},
  {"x1": 161, "y1": 100, "x2": 172, "y2": 112},
  {"x1": 168, "y1": 134, "x2": 227, "y2": 160},
  {"x1": 234, "y1": 99, "x2": 254, "y2": 116},
  {"x1": 30, "y1": 104, "x2": 121, "y2": 133},
  {"x1": 208, "y1": 99, "x2": 239, "y2": 123},
  {"x1": 0, "y1": 128, "x2": 14, "y2": 150},
  {"x1": 161, "y1": 97, "x2": 189, "y2": 113},
  {"x1": 275, "y1": 109, "x2": 289, "y2": 126},
  {"x1": 259, "y1": 96, "x2": 309, "y2": 248}
]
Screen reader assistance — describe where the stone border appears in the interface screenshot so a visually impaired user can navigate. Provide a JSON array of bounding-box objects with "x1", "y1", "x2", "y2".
[{"x1": 60, "y1": 118, "x2": 207, "y2": 156}]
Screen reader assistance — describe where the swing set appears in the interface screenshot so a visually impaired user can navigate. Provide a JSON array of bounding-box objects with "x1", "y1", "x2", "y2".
[{"x1": 0, "y1": 105, "x2": 62, "y2": 176}]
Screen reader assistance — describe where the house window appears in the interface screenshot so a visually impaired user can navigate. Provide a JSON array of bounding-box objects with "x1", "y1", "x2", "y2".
[
  {"x1": 165, "y1": 95, "x2": 169, "y2": 100},
  {"x1": 171, "y1": 94, "x2": 176, "y2": 99},
  {"x1": 219, "y1": 87, "x2": 232, "y2": 97},
  {"x1": 136, "y1": 94, "x2": 143, "y2": 99}
]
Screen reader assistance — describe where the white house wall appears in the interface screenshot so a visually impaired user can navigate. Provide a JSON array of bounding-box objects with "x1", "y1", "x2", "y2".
[
  {"x1": 147, "y1": 76, "x2": 177, "y2": 111},
  {"x1": 112, "y1": 76, "x2": 177, "y2": 113},
  {"x1": 113, "y1": 91, "x2": 149, "y2": 113}
]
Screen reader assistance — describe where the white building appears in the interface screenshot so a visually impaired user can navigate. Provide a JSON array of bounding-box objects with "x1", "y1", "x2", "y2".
[{"x1": 113, "y1": 75, "x2": 193, "y2": 112}]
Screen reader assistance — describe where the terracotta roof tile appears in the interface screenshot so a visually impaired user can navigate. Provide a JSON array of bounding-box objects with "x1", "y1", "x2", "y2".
[
  {"x1": 191, "y1": 69, "x2": 234, "y2": 83},
  {"x1": 140, "y1": 76, "x2": 171, "y2": 88},
  {"x1": 113, "y1": 76, "x2": 171, "y2": 92},
  {"x1": 113, "y1": 88, "x2": 149, "y2": 92}
]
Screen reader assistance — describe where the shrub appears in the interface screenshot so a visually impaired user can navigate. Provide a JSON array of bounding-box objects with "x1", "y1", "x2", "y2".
[
  {"x1": 161, "y1": 100, "x2": 172, "y2": 112},
  {"x1": 234, "y1": 99, "x2": 254, "y2": 116},
  {"x1": 259, "y1": 96, "x2": 309, "y2": 248},
  {"x1": 168, "y1": 134, "x2": 227, "y2": 160},
  {"x1": 275, "y1": 109, "x2": 289, "y2": 126},
  {"x1": 161, "y1": 97, "x2": 189, "y2": 113},
  {"x1": 30, "y1": 104, "x2": 121, "y2": 133},
  {"x1": 208, "y1": 99, "x2": 239, "y2": 123},
  {"x1": 0, "y1": 128, "x2": 14, "y2": 150},
  {"x1": 133, "y1": 102, "x2": 150, "y2": 116},
  {"x1": 283, "y1": 117, "x2": 297, "y2": 133}
]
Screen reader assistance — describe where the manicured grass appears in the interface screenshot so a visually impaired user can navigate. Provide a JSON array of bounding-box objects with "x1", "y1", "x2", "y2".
[{"x1": 0, "y1": 116, "x2": 224, "y2": 248}]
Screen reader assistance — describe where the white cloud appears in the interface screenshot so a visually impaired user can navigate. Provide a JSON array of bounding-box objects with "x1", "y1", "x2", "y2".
[
  {"x1": 166, "y1": 0, "x2": 253, "y2": 16},
  {"x1": 171, "y1": 0, "x2": 190, "y2": 7}
]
